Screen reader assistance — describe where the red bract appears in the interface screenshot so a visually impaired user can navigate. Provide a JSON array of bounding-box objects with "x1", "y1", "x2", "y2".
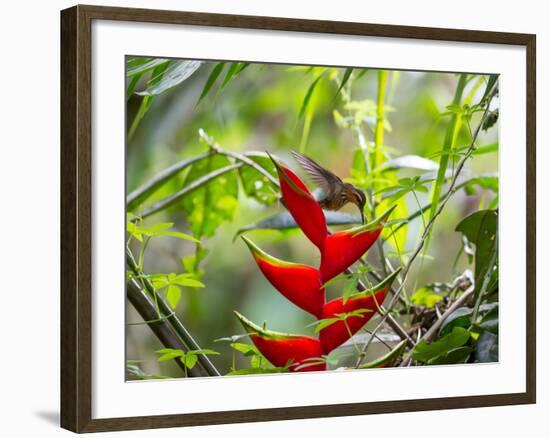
[
  {"x1": 319, "y1": 206, "x2": 396, "y2": 283},
  {"x1": 268, "y1": 153, "x2": 328, "y2": 250},
  {"x1": 242, "y1": 236, "x2": 324, "y2": 318},
  {"x1": 319, "y1": 269, "x2": 400, "y2": 354},
  {"x1": 234, "y1": 311, "x2": 326, "y2": 372},
  {"x1": 235, "y1": 153, "x2": 399, "y2": 374}
]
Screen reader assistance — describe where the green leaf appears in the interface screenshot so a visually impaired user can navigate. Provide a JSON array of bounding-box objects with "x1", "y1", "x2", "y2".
[
  {"x1": 427, "y1": 346, "x2": 472, "y2": 365},
  {"x1": 250, "y1": 354, "x2": 261, "y2": 368},
  {"x1": 197, "y1": 62, "x2": 226, "y2": 103},
  {"x1": 171, "y1": 275, "x2": 205, "y2": 288},
  {"x1": 235, "y1": 211, "x2": 361, "y2": 238},
  {"x1": 472, "y1": 143, "x2": 498, "y2": 156},
  {"x1": 335, "y1": 68, "x2": 353, "y2": 97},
  {"x1": 156, "y1": 349, "x2": 184, "y2": 362},
  {"x1": 440, "y1": 306, "x2": 472, "y2": 336},
  {"x1": 411, "y1": 286, "x2": 443, "y2": 308},
  {"x1": 126, "y1": 74, "x2": 141, "y2": 100},
  {"x1": 141, "y1": 222, "x2": 173, "y2": 235},
  {"x1": 464, "y1": 175, "x2": 498, "y2": 195},
  {"x1": 188, "y1": 349, "x2": 220, "y2": 356},
  {"x1": 166, "y1": 284, "x2": 181, "y2": 308},
  {"x1": 413, "y1": 327, "x2": 470, "y2": 362},
  {"x1": 312, "y1": 317, "x2": 340, "y2": 333},
  {"x1": 299, "y1": 72, "x2": 325, "y2": 119},
  {"x1": 155, "y1": 231, "x2": 199, "y2": 242},
  {"x1": 150, "y1": 275, "x2": 170, "y2": 289},
  {"x1": 127, "y1": 58, "x2": 170, "y2": 76},
  {"x1": 342, "y1": 275, "x2": 359, "y2": 303},
  {"x1": 183, "y1": 353, "x2": 198, "y2": 369},
  {"x1": 359, "y1": 340, "x2": 407, "y2": 368},
  {"x1": 182, "y1": 155, "x2": 239, "y2": 239},
  {"x1": 128, "y1": 61, "x2": 171, "y2": 137},
  {"x1": 221, "y1": 62, "x2": 248, "y2": 89},
  {"x1": 456, "y1": 210, "x2": 498, "y2": 301},
  {"x1": 237, "y1": 154, "x2": 278, "y2": 205},
  {"x1": 230, "y1": 343, "x2": 259, "y2": 356},
  {"x1": 226, "y1": 367, "x2": 287, "y2": 376},
  {"x1": 478, "y1": 305, "x2": 498, "y2": 334},
  {"x1": 137, "y1": 60, "x2": 202, "y2": 96}
]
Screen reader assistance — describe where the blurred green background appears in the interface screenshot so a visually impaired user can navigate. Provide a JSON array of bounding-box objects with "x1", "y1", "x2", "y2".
[{"x1": 126, "y1": 59, "x2": 498, "y2": 378}]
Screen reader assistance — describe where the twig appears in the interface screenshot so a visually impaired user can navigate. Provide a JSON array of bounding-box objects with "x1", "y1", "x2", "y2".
[{"x1": 400, "y1": 286, "x2": 474, "y2": 367}]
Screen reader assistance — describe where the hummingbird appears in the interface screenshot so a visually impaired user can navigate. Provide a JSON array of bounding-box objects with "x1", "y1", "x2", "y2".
[{"x1": 291, "y1": 150, "x2": 367, "y2": 223}]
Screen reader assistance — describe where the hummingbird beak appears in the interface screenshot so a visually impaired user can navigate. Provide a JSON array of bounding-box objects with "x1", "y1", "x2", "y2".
[{"x1": 353, "y1": 188, "x2": 367, "y2": 224}]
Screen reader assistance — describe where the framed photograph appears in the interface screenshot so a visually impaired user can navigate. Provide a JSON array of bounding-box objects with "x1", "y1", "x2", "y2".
[{"x1": 60, "y1": 4, "x2": 536, "y2": 433}]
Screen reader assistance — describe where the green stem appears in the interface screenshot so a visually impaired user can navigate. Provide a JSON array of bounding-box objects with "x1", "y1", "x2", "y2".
[{"x1": 373, "y1": 70, "x2": 388, "y2": 173}]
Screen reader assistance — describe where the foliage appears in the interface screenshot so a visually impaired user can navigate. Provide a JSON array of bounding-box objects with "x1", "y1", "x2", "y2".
[{"x1": 125, "y1": 57, "x2": 499, "y2": 378}]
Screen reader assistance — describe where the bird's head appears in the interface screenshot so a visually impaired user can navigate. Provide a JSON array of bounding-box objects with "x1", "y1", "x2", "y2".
[{"x1": 344, "y1": 183, "x2": 367, "y2": 223}]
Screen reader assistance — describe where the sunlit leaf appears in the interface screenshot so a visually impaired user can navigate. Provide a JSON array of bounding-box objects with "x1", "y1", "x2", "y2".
[
  {"x1": 335, "y1": 68, "x2": 353, "y2": 97},
  {"x1": 182, "y1": 154, "x2": 239, "y2": 239},
  {"x1": 137, "y1": 60, "x2": 202, "y2": 96},
  {"x1": 127, "y1": 58, "x2": 170, "y2": 76},
  {"x1": 299, "y1": 72, "x2": 325, "y2": 119},
  {"x1": 166, "y1": 284, "x2": 181, "y2": 308},
  {"x1": 237, "y1": 154, "x2": 278, "y2": 205},
  {"x1": 197, "y1": 62, "x2": 226, "y2": 103}
]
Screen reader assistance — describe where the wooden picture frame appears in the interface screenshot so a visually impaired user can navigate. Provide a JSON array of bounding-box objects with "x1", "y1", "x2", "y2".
[{"x1": 60, "y1": 4, "x2": 536, "y2": 433}]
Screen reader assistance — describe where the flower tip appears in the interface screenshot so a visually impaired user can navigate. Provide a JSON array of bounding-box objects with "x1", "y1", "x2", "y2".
[
  {"x1": 265, "y1": 151, "x2": 282, "y2": 171},
  {"x1": 378, "y1": 267, "x2": 402, "y2": 290},
  {"x1": 233, "y1": 310, "x2": 260, "y2": 335},
  {"x1": 378, "y1": 204, "x2": 397, "y2": 223}
]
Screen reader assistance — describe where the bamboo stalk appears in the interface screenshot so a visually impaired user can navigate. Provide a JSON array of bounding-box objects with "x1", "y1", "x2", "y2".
[
  {"x1": 126, "y1": 279, "x2": 203, "y2": 377},
  {"x1": 126, "y1": 250, "x2": 221, "y2": 377}
]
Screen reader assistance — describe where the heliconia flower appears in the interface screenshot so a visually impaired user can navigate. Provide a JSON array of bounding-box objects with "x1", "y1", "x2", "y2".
[
  {"x1": 319, "y1": 206, "x2": 396, "y2": 283},
  {"x1": 242, "y1": 236, "x2": 325, "y2": 318},
  {"x1": 319, "y1": 269, "x2": 401, "y2": 354},
  {"x1": 268, "y1": 153, "x2": 328, "y2": 250},
  {"x1": 234, "y1": 311, "x2": 326, "y2": 372}
]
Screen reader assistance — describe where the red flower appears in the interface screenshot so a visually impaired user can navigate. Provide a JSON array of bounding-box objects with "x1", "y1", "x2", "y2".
[
  {"x1": 242, "y1": 236, "x2": 324, "y2": 318},
  {"x1": 269, "y1": 153, "x2": 328, "y2": 250},
  {"x1": 319, "y1": 269, "x2": 400, "y2": 354},
  {"x1": 319, "y1": 206, "x2": 396, "y2": 283},
  {"x1": 234, "y1": 311, "x2": 326, "y2": 372},
  {"x1": 235, "y1": 153, "x2": 398, "y2": 373}
]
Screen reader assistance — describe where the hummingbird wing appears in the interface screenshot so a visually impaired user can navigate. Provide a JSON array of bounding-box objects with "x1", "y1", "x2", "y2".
[{"x1": 291, "y1": 150, "x2": 343, "y2": 196}]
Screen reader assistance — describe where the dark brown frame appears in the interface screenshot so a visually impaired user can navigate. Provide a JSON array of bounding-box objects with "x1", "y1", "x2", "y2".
[{"x1": 60, "y1": 4, "x2": 536, "y2": 433}]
